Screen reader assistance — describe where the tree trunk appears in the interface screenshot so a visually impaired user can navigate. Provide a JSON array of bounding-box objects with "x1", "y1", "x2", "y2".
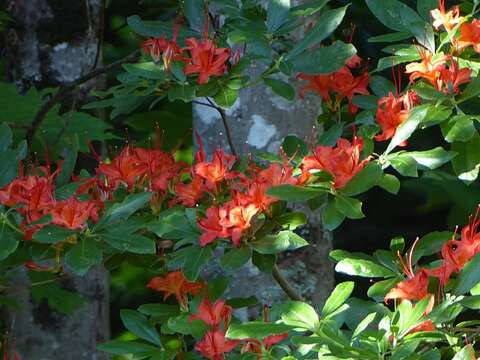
[
  {"x1": 4, "y1": 1, "x2": 109, "y2": 359},
  {"x1": 194, "y1": 2, "x2": 334, "y2": 316}
]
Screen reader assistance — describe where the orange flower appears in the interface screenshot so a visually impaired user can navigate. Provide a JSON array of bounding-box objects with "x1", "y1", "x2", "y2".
[
  {"x1": 198, "y1": 206, "x2": 232, "y2": 247},
  {"x1": 405, "y1": 50, "x2": 446, "y2": 89},
  {"x1": 218, "y1": 199, "x2": 259, "y2": 247},
  {"x1": 431, "y1": 0, "x2": 464, "y2": 31},
  {"x1": 300, "y1": 136, "x2": 370, "y2": 189},
  {"x1": 458, "y1": 19, "x2": 480, "y2": 53},
  {"x1": 184, "y1": 38, "x2": 231, "y2": 84},
  {"x1": 375, "y1": 90, "x2": 420, "y2": 144},
  {"x1": 331, "y1": 67, "x2": 370, "y2": 114},
  {"x1": 439, "y1": 57, "x2": 472, "y2": 94},
  {"x1": 297, "y1": 73, "x2": 332, "y2": 101},
  {"x1": 195, "y1": 330, "x2": 239, "y2": 360},
  {"x1": 189, "y1": 299, "x2": 232, "y2": 329},
  {"x1": 147, "y1": 271, "x2": 204, "y2": 307},
  {"x1": 50, "y1": 197, "x2": 100, "y2": 230},
  {"x1": 96, "y1": 147, "x2": 146, "y2": 191},
  {"x1": 175, "y1": 175, "x2": 207, "y2": 207},
  {"x1": 241, "y1": 333, "x2": 288, "y2": 357},
  {"x1": 384, "y1": 269, "x2": 430, "y2": 303},
  {"x1": 194, "y1": 149, "x2": 236, "y2": 189},
  {"x1": 142, "y1": 37, "x2": 185, "y2": 70}
]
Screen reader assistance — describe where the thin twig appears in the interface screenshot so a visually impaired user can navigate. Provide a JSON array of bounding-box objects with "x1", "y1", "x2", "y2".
[
  {"x1": 205, "y1": 98, "x2": 238, "y2": 156},
  {"x1": 272, "y1": 265, "x2": 304, "y2": 301},
  {"x1": 26, "y1": 49, "x2": 141, "y2": 147}
]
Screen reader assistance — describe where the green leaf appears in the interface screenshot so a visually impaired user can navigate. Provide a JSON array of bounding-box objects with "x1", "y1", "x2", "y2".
[
  {"x1": 367, "y1": 277, "x2": 399, "y2": 300},
  {"x1": 281, "y1": 301, "x2": 319, "y2": 331},
  {"x1": 32, "y1": 225, "x2": 76, "y2": 244},
  {"x1": 390, "y1": 236, "x2": 405, "y2": 253},
  {"x1": 126, "y1": 15, "x2": 196, "y2": 38},
  {"x1": 452, "y1": 133, "x2": 480, "y2": 181},
  {"x1": 120, "y1": 309, "x2": 161, "y2": 346},
  {"x1": 221, "y1": 247, "x2": 251, "y2": 270},
  {"x1": 413, "y1": 231, "x2": 453, "y2": 263},
  {"x1": 292, "y1": 41, "x2": 357, "y2": 74},
  {"x1": 282, "y1": 135, "x2": 308, "y2": 161},
  {"x1": 0, "y1": 150, "x2": 20, "y2": 188},
  {"x1": 168, "y1": 245, "x2": 213, "y2": 281},
  {"x1": 252, "y1": 251, "x2": 275, "y2": 273},
  {"x1": 104, "y1": 192, "x2": 152, "y2": 223},
  {"x1": 335, "y1": 259, "x2": 395, "y2": 278},
  {"x1": 452, "y1": 345, "x2": 476, "y2": 360},
  {"x1": 370, "y1": 76, "x2": 396, "y2": 97},
  {"x1": 165, "y1": 313, "x2": 207, "y2": 337},
  {"x1": 374, "y1": 53, "x2": 421, "y2": 72},
  {"x1": 365, "y1": 0, "x2": 424, "y2": 33},
  {"x1": 352, "y1": 312, "x2": 376, "y2": 338},
  {"x1": 0, "y1": 123, "x2": 12, "y2": 151},
  {"x1": 368, "y1": 32, "x2": 411, "y2": 43},
  {"x1": 214, "y1": 87, "x2": 238, "y2": 109},
  {"x1": 137, "y1": 303, "x2": 180, "y2": 320},
  {"x1": 267, "y1": 0, "x2": 290, "y2": 33},
  {"x1": 454, "y1": 253, "x2": 480, "y2": 295},
  {"x1": 103, "y1": 234, "x2": 156, "y2": 254},
  {"x1": 0, "y1": 225, "x2": 19, "y2": 261},
  {"x1": 287, "y1": 5, "x2": 349, "y2": 60},
  {"x1": 458, "y1": 77, "x2": 480, "y2": 104},
  {"x1": 417, "y1": 0, "x2": 438, "y2": 21},
  {"x1": 386, "y1": 104, "x2": 430, "y2": 153},
  {"x1": 441, "y1": 115, "x2": 476, "y2": 143},
  {"x1": 389, "y1": 154, "x2": 418, "y2": 177},
  {"x1": 378, "y1": 174, "x2": 400, "y2": 194},
  {"x1": 276, "y1": 212, "x2": 307, "y2": 230},
  {"x1": 168, "y1": 84, "x2": 196, "y2": 102},
  {"x1": 266, "y1": 185, "x2": 326, "y2": 202},
  {"x1": 65, "y1": 238, "x2": 102, "y2": 276},
  {"x1": 340, "y1": 162, "x2": 383, "y2": 197},
  {"x1": 318, "y1": 123, "x2": 343, "y2": 146},
  {"x1": 226, "y1": 322, "x2": 295, "y2": 339},
  {"x1": 322, "y1": 196, "x2": 345, "y2": 230},
  {"x1": 56, "y1": 135, "x2": 79, "y2": 187},
  {"x1": 226, "y1": 296, "x2": 259, "y2": 308},
  {"x1": 184, "y1": 0, "x2": 205, "y2": 31},
  {"x1": 123, "y1": 62, "x2": 165, "y2": 80},
  {"x1": 335, "y1": 195, "x2": 364, "y2": 219},
  {"x1": 322, "y1": 281, "x2": 354, "y2": 316},
  {"x1": 252, "y1": 230, "x2": 308, "y2": 254},
  {"x1": 97, "y1": 340, "x2": 158, "y2": 355},
  {"x1": 264, "y1": 78, "x2": 295, "y2": 101}
]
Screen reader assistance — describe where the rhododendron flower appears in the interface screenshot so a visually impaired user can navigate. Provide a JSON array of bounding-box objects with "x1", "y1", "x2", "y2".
[
  {"x1": 218, "y1": 199, "x2": 259, "y2": 247},
  {"x1": 439, "y1": 57, "x2": 472, "y2": 94},
  {"x1": 298, "y1": 54, "x2": 369, "y2": 114},
  {"x1": 375, "y1": 90, "x2": 420, "y2": 144},
  {"x1": 50, "y1": 197, "x2": 99, "y2": 230},
  {"x1": 385, "y1": 239, "x2": 432, "y2": 305},
  {"x1": 96, "y1": 147, "x2": 146, "y2": 191},
  {"x1": 194, "y1": 149, "x2": 236, "y2": 189},
  {"x1": 175, "y1": 175, "x2": 207, "y2": 207},
  {"x1": 241, "y1": 333, "x2": 289, "y2": 357},
  {"x1": 184, "y1": 38, "x2": 231, "y2": 84},
  {"x1": 189, "y1": 299, "x2": 232, "y2": 329},
  {"x1": 331, "y1": 67, "x2": 369, "y2": 114},
  {"x1": 431, "y1": 0, "x2": 464, "y2": 31},
  {"x1": 198, "y1": 206, "x2": 232, "y2": 246},
  {"x1": 300, "y1": 136, "x2": 370, "y2": 189},
  {"x1": 142, "y1": 37, "x2": 185, "y2": 70},
  {"x1": 405, "y1": 50, "x2": 446, "y2": 89},
  {"x1": 408, "y1": 319, "x2": 436, "y2": 334},
  {"x1": 147, "y1": 271, "x2": 204, "y2": 307},
  {"x1": 458, "y1": 19, "x2": 480, "y2": 53},
  {"x1": 195, "y1": 330, "x2": 239, "y2": 360}
]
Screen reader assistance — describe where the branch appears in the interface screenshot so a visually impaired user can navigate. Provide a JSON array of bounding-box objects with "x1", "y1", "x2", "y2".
[
  {"x1": 272, "y1": 265, "x2": 304, "y2": 301},
  {"x1": 26, "y1": 49, "x2": 141, "y2": 147},
  {"x1": 204, "y1": 98, "x2": 238, "y2": 157}
]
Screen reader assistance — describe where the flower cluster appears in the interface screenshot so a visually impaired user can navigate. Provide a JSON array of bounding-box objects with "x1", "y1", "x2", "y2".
[
  {"x1": 298, "y1": 54, "x2": 369, "y2": 114},
  {"x1": 0, "y1": 165, "x2": 100, "y2": 240},
  {"x1": 142, "y1": 24, "x2": 232, "y2": 84},
  {"x1": 148, "y1": 271, "x2": 288, "y2": 360},
  {"x1": 384, "y1": 209, "x2": 480, "y2": 334}
]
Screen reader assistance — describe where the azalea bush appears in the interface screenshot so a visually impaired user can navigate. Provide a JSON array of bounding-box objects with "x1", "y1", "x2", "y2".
[{"x1": 4, "y1": 0, "x2": 480, "y2": 359}]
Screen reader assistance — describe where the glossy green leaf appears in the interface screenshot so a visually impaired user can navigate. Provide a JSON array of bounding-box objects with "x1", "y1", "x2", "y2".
[
  {"x1": 322, "y1": 281, "x2": 354, "y2": 316},
  {"x1": 220, "y1": 247, "x2": 251, "y2": 270},
  {"x1": 340, "y1": 162, "x2": 383, "y2": 197},
  {"x1": 267, "y1": 0, "x2": 290, "y2": 33},
  {"x1": 378, "y1": 174, "x2": 401, "y2": 194},
  {"x1": 65, "y1": 238, "x2": 102, "y2": 276},
  {"x1": 266, "y1": 185, "x2": 326, "y2": 202},
  {"x1": 287, "y1": 5, "x2": 349, "y2": 59},
  {"x1": 322, "y1": 197, "x2": 345, "y2": 230},
  {"x1": 226, "y1": 322, "x2": 295, "y2": 339},
  {"x1": 452, "y1": 133, "x2": 480, "y2": 181},
  {"x1": 281, "y1": 301, "x2": 319, "y2": 331},
  {"x1": 252, "y1": 230, "x2": 308, "y2": 254},
  {"x1": 264, "y1": 78, "x2": 295, "y2": 101},
  {"x1": 103, "y1": 234, "x2": 156, "y2": 254},
  {"x1": 0, "y1": 225, "x2": 19, "y2": 261},
  {"x1": 32, "y1": 225, "x2": 77, "y2": 244},
  {"x1": 335, "y1": 194, "x2": 364, "y2": 219},
  {"x1": 120, "y1": 309, "x2": 161, "y2": 346},
  {"x1": 454, "y1": 253, "x2": 480, "y2": 295},
  {"x1": 441, "y1": 115, "x2": 476, "y2": 143},
  {"x1": 335, "y1": 258, "x2": 395, "y2": 278}
]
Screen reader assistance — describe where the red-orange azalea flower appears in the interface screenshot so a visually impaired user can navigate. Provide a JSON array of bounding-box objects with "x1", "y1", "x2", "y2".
[
  {"x1": 184, "y1": 38, "x2": 231, "y2": 84},
  {"x1": 431, "y1": 0, "x2": 464, "y2": 31},
  {"x1": 195, "y1": 330, "x2": 239, "y2": 360},
  {"x1": 375, "y1": 90, "x2": 420, "y2": 145},
  {"x1": 189, "y1": 299, "x2": 232, "y2": 329},
  {"x1": 147, "y1": 271, "x2": 204, "y2": 306},
  {"x1": 300, "y1": 136, "x2": 370, "y2": 189},
  {"x1": 50, "y1": 197, "x2": 100, "y2": 230},
  {"x1": 458, "y1": 19, "x2": 480, "y2": 53}
]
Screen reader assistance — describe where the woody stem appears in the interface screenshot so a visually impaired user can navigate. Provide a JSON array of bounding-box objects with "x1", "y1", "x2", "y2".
[
  {"x1": 272, "y1": 265, "x2": 304, "y2": 301},
  {"x1": 205, "y1": 98, "x2": 238, "y2": 157}
]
